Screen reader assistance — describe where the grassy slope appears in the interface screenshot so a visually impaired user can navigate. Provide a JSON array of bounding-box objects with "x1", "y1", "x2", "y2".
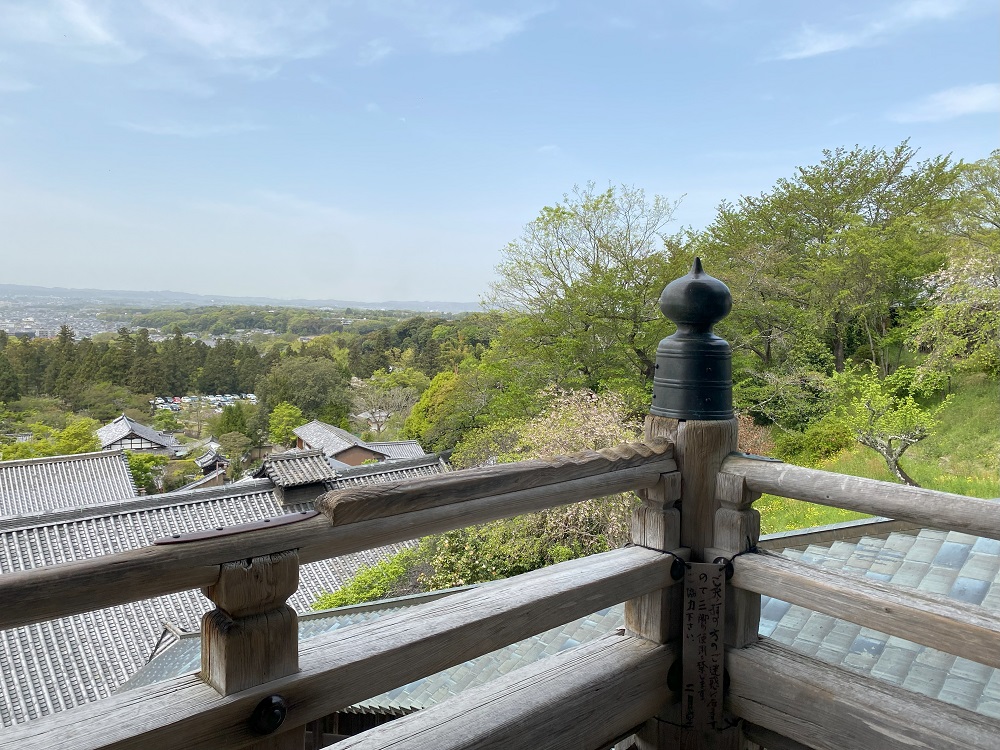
[{"x1": 759, "y1": 374, "x2": 1000, "y2": 535}]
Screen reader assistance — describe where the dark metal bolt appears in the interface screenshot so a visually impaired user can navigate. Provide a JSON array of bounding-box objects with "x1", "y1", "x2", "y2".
[
  {"x1": 713, "y1": 557, "x2": 734, "y2": 581},
  {"x1": 670, "y1": 556, "x2": 687, "y2": 581},
  {"x1": 249, "y1": 695, "x2": 287, "y2": 735}
]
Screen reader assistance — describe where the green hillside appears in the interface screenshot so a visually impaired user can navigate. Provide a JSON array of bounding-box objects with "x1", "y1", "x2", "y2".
[{"x1": 759, "y1": 375, "x2": 1000, "y2": 534}]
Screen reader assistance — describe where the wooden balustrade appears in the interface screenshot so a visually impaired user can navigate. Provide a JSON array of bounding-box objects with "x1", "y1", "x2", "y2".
[
  {"x1": 726, "y1": 639, "x2": 1000, "y2": 750},
  {"x1": 0, "y1": 546, "x2": 678, "y2": 750},
  {"x1": 721, "y1": 454, "x2": 1000, "y2": 541},
  {"x1": 0, "y1": 441, "x2": 675, "y2": 630},
  {"x1": 730, "y1": 549, "x2": 1000, "y2": 669}
]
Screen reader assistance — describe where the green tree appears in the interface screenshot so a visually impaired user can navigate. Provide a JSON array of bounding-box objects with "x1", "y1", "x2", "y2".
[
  {"x1": 911, "y1": 151, "x2": 1000, "y2": 376},
  {"x1": 832, "y1": 365, "x2": 951, "y2": 486},
  {"x1": 256, "y1": 355, "x2": 351, "y2": 424},
  {"x1": 351, "y1": 376, "x2": 418, "y2": 435},
  {"x1": 153, "y1": 409, "x2": 183, "y2": 433},
  {"x1": 268, "y1": 402, "x2": 306, "y2": 447},
  {"x1": 485, "y1": 183, "x2": 684, "y2": 394},
  {"x1": 0, "y1": 352, "x2": 20, "y2": 403},
  {"x1": 51, "y1": 417, "x2": 100, "y2": 455},
  {"x1": 218, "y1": 431, "x2": 252, "y2": 478},
  {"x1": 125, "y1": 451, "x2": 169, "y2": 494},
  {"x1": 421, "y1": 388, "x2": 642, "y2": 589},
  {"x1": 699, "y1": 142, "x2": 957, "y2": 374}
]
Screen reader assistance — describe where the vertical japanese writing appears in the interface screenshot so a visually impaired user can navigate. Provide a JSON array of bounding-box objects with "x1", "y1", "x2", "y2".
[{"x1": 682, "y1": 561, "x2": 726, "y2": 730}]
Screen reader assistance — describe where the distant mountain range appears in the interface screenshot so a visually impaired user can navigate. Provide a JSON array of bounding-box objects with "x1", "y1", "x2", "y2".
[{"x1": 0, "y1": 283, "x2": 481, "y2": 313}]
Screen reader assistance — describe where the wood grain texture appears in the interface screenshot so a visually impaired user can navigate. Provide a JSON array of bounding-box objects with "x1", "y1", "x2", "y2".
[
  {"x1": 727, "y1": 638, "x2": 1000, "y2": 750},
  {"x1": 316, "y1": 439, "x2": 674, "y2": 525},
  {"x1": 330, "y1": 633, "x2": 677, "y2": 750},
  {"x1": 204, "y1": 550, "x2": 300, "y2": 618},
  {"x1": 649, "y1": 417, "x2": 739, "y2": 560},
  {"x1": 711, "y1": 473, "x2": 761, "y2": 649},
  {"x1": 201, "y1": 606, "x2": 299, "y2": 696},
  {"x1": 0, "y1": 546, "x2": 674, "y2": 750},
  {"x1": 201, "y1": 552, "x2": 303, "y2": 748},
  {"x1": 722, "y1": 455, "x2": 1000, "y2": 541},
  {"x1": 0, "y1": 458, "x2": 673, "y2": 630},
  {"x1": 730, "y1": 550, "x2": 1000, "y2": 668},
  {"x1": 625, "y1": 547, "x2": 689, "y2": 643}
]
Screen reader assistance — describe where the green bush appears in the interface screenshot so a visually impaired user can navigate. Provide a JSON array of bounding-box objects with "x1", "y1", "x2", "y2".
[
  {"x1": 773, "y1": 418, "x2": 854, "y2": 467},
  {"x1": 312, "y1": 547, "x2": 422, "y2": 610}
]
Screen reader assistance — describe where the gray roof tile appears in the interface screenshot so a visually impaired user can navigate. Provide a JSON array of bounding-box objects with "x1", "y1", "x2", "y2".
[
  {"x1": 259, "y1": 449, "x2": 338, "y2": 487},
  {"x1": 0, "y1": 461, "x2": 446, "y2": 727},
  {"x1": 0, "y1": 451, "x2": 137, "y2": 517}
]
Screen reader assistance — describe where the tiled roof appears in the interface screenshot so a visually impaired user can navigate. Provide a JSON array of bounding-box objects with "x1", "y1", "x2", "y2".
[
  {"x1": 367, "y1": 440, "x2": 426, "y2": 460},
  {"x1": 193, "y1": 449, "x2": 227, "y2": 470},
  {"x1": 119, "y1": 588, "x2": 624, "y2": 717},
  {"x1": 0, "y1": 462, "x2": 448, "y2": 727},
  {"x1": 0, "y1": 451, "x2": 137, "y2": 518},
  {"x1": 96, "y1": 415, "x2": 181, "y2": 451},
  {"x1": 258, "y1": 449, "x2": 338, "y2": 487},
  {"x1": 294, "y1": 420, "x2": 378, "y2": 458},
  {"x1": 325, "y1": 454, "x2": 449, "y2": 489},
  {"x1": 760, "y1": 528, "x2": 1000, "y2": 719},
  {"x1": 176, "y1": 467, "x2": 226, "y2": 491},
  {"x1": 118, "y1": 527, "x2": 1000, "y2": 725}
]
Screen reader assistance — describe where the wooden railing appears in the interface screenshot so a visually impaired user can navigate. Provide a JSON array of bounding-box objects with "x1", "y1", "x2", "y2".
[{"x1": 2, "y1": 418, "x2": 997, "y2": 750}]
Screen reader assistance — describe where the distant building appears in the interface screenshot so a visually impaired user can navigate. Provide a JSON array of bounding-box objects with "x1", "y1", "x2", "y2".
[
  {"x1": 96, "y1": 414, "x2": 182, "y2": 456},
  {"x1": 293, "y1": 419, "x2": 426, "y2": 466}
]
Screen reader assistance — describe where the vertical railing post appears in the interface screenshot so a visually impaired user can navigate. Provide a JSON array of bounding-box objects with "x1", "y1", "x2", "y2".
[
  {"x1": 633, "y1": 258, "x2": 744, "y2": 750},
  {"x1": 202, "y1": 549, "x2": 304, "y2": 749}
]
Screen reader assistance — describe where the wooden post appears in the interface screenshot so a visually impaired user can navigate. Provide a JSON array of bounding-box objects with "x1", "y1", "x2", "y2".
[
  {"x1": 635, "y1": 258, "x2": 745, "y2": 749},
  {"x1": 625, "y1": 426, "x2": 682, "y2": 643},
  {"x1": 709, "y1": 473, "x2": 761, "y2": 648},
  {"x1": 202, "y1": 549, "x2": 303, "y2": 750}
]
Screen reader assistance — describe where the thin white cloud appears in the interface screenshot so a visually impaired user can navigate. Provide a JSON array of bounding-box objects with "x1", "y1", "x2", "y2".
[
  {"x1": 777, "y1": 0, "x2": 972, "y2": 60},
  {"x1": 141, "y1": 0, "x2": 332, "y2": 61},
  {"x1": 119, "y1": 119, "x2": 265, "y2": 137},
  {"x1": 422, "y1": 9, "x2": 543, "y2": 54},
  {"x1": 890, "y1": 83, "x2": 1000, "y2": 122},
  {"x1": 0, "y1": 0, "x2": 122, "y2": 48}
]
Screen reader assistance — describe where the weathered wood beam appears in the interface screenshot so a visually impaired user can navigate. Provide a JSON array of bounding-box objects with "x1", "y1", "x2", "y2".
[
  {"x1": 330, "y1": 633, "x2": 678, "y2": 750},
  {"x1": 722, "y1": 455, "x2": 1000, "y2": 541},
  {"x1": 317, "y1": 440, "x2": 674, "y2": 525},
  {"x1": 0, "y1": 457, "x2": 675, "y2": 630},
  {"x1": 200, "y1": 550, "x2": 303, "y2": 749},
  {"x1": 730, "y1": 549, "x2": 1000, "y2": 669},
  {"x1": 727, "y1": 638, "x2": 1000, "y2": 750},
  {"x1": 0, "y1": 546, "x2": 677, "y2": 750}
]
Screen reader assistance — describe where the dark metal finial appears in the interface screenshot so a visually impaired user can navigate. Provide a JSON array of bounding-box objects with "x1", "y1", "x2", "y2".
[{"x1": 651, "y1": 258, "x2": 734, "y2": 420}]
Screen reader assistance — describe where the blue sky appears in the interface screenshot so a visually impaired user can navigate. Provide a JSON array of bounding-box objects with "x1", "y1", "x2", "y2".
[{"x1": 0, "y1": 0, "x2": 996, "y2": 303}]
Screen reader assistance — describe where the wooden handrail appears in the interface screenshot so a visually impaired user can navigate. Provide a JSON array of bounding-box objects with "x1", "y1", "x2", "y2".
[
  {"x1": 0, "y1": 546, "x2": 680, "y2": 750},
  {"x1": 331, "y1": 633, "x2": 677, "y2": 750},
  {"x1": 317, "y1": 440, "x2": 674, "y2": 525},
  {"x1": 1, "y1": 450, "x2": 675, "y2": 630},
  {"x1": 731, "y1": 550, "x2": 1000, "y2": 669},
  {"x1": 721, "y1": 454, "x2": 1000, "y2": 541},
  {"x1": 727, "y1": 638, "x2": 1000, "y2": 750}
]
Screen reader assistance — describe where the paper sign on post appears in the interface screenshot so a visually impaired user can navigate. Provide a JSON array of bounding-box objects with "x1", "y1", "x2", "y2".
[{"x1": 682, "y1": 561, "x2": 726, "y2": 730}]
